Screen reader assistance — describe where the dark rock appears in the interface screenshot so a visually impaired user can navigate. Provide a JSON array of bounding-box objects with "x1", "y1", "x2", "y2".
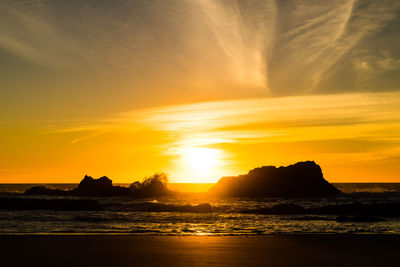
[
  {"x1": 71, "y1": 175, "x2": 128, "y2": 196},
  {"x1": 24, "y1": 173, "x2": 171, "y2": 198},
  {"x1": 208, "y1": 161, "x2": 340, "y2": 198},
  {"x1": 0, "y1": 197, "x2": 102, "y2": 211},
  {"x1": 25, "y1": 186, "x2": 68, "y2": 196}
]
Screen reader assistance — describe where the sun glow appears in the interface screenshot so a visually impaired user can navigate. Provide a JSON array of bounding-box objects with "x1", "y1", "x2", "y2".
[
  {"x1": 180, "y1": 147, "x2": 222, "y2": 181},
  {"x1": 183, "y1": 147, "x2": 220, "y2": 171}
]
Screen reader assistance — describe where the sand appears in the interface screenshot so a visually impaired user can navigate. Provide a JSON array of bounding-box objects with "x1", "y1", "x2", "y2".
[{"x1": 0, "y1": 234, "x2": 398, "y2": 266}]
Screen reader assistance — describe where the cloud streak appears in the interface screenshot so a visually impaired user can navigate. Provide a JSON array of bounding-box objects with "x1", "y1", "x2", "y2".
[
  {"x1": 44, "y1": 91, "x2": 400, "y2": 182},
  {"x1": 55, "y1": 92, "x2": 400, "y2": 148},
  {"x1": 1, "y1": 0, "x2": 399, "y2": 96},
  {"x1": 267, "y1": 0, "x2": 400, "y2": 94}
]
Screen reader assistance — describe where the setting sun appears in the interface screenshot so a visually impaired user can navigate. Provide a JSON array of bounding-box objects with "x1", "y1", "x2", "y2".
[
  {"x1": 178, "y1": 147, "x2": 223, "y2": 182},
  {"x1": 183, "y1": 147, "x2": 220, "y2": 172}
]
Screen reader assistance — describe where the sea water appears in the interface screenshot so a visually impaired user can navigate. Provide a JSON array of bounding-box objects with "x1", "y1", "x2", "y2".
[{"x1": 0, "y1": 183, "x2": 399, "y2": 235}]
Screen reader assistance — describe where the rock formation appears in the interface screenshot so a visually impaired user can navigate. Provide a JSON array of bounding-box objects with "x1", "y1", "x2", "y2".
[
  {"x1": 24, "y1": 173, "x2": 171, "y2": 198},
  {"x1": 209, "y1": 161, "x2": 340, "y2": 197},
  {"x1": 71, "y1": 175, "x2": 131, "y2": 196}
]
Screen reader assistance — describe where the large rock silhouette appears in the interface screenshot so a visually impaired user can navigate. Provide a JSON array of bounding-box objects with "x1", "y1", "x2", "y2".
[
  {"x1": 209, "y1": 161, "x2": 340, "y2": 197},
  {"x1": 25, "y1": 186, "x2": 68, "y2": 196},
  {"x1": 25, "y1": 173, "x2": 171, "y2": 198},
  {"x1": 71, "y1": 175, "x2": 131, "y2": 196}
]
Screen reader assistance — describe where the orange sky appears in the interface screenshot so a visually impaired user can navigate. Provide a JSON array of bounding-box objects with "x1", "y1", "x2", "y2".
[
  {"x1": 2, "y1": 92, "x2": 400, "y2": 183},
  {"x1": 1, "y1": 1, "x2": 400, "y2": 183}
]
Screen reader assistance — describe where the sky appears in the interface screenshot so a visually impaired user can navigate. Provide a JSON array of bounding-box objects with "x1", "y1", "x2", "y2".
[{"x1": 1, "y1": 0, "x2": 400, "y2": 183}]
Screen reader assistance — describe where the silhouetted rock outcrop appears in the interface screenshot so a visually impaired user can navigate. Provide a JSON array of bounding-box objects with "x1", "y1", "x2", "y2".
[
  {"x1": 71, "y1": 175, "x2": 131, "y2": 196},
  {"x1": 0, "y1": 197, "x2": 102, "y2": 211},
  {"x1": 209, "y1": 161, "x2": 340, "y2": 198},
  {"x1": 24, "y1": 173, "x2": 172, "y2": 198},
  {"x1": 74, "y1": 175, "x2": 113, "y2": 195},
  {"x1": 25, "y1": 186, "x2": 68, "y2": 196}
]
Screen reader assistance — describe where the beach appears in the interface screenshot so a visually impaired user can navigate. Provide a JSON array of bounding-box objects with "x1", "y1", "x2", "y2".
[{"x1": 1, "y1": 234, "x2": 399, "y2": 266}]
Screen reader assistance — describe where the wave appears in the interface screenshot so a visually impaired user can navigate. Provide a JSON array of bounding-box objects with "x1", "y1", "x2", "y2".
[
  {"x1": 106, "y1": 202, "x2": 215, "y2": 213},
  {"x1": 334, "y1": 183, "x2": 400, "y2": 193},
  {"x1": 241, "y1": 202, "x2": 400, "y2": 217},
  {"x1": 0, "y1": 197, "x2": 102, "y2": 211}
]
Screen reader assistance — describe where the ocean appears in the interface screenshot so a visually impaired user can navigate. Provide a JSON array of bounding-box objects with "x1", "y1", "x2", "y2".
[{"x1": 1, "y1": 183, "x2": 399, "y2": 235}]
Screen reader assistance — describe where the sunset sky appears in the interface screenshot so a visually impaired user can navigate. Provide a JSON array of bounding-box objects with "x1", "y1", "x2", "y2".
[{"x1": 1, "y1": 0, "x2": 400, "y2": 183}]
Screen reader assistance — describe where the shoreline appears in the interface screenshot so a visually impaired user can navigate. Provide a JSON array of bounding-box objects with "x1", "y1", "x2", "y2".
[
  {"x1": 1, "y1": 234, "x2": 399, "y2": 266},
  {"x1": 1, "y1": 232, "x2": 400, "y2": 236}
]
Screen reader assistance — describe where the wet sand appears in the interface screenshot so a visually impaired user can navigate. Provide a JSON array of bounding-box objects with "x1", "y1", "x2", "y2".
[{"x1": 0, "y1": 234, "x2": 399, "y2": 266}]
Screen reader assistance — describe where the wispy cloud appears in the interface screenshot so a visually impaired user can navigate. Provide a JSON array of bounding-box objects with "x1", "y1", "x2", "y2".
[
  {"x1": 1, "y1": 0, "x2": 399, "y2": 96},
  {"x1": 44, "y1": 91, "x2": 400, "y2": 182},
  {"x1": 54, "y1": 92, "x2": 400, "y2": 149},
  {"x1": 267, "y1": 0, "x2": 400, "y2": 94},
  {"x1": 0, "y1": 0, "x2": 82, "y2": 67}
]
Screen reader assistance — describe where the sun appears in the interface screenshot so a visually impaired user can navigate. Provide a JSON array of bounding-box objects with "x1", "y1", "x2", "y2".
[
  {"x1": 182, "y1": 147, "x2": 220, "y2": 174},
  {"x1": 173, "y1": 145, "x2": 227, "y2": 183}
]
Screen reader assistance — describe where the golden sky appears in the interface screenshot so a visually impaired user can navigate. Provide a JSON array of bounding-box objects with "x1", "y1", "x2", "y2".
[{"x1": 1, "y1": 1, "x2": 400, "y2": 183}]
